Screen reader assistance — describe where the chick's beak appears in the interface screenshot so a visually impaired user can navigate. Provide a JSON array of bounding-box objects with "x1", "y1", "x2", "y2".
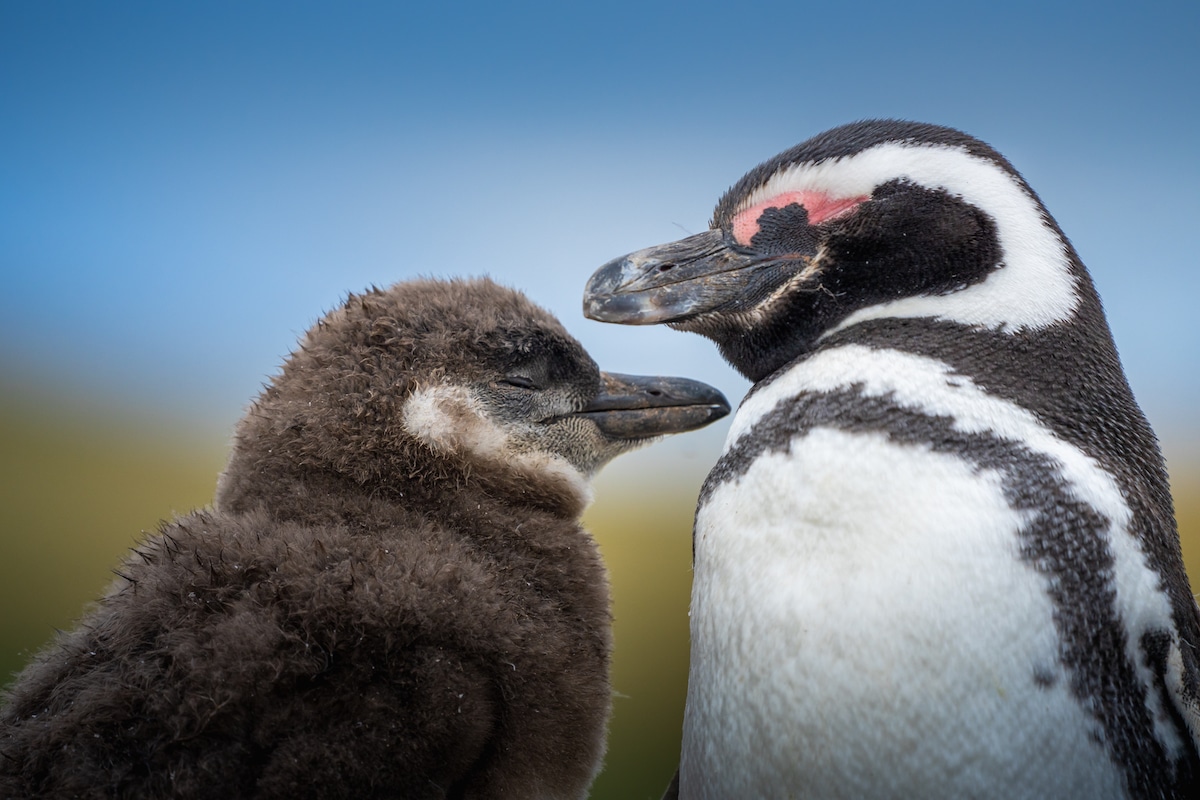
[{"x1": 576, "y1": 372, "x2": 729, "y2": 439}]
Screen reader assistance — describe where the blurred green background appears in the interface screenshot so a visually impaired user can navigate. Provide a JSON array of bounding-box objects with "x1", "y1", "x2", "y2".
[{"x1": 1, "y1": 376, "x2": 1197, "y2": 800}]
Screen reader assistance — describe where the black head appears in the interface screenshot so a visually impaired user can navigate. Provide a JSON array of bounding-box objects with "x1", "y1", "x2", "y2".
[
  {"x1": 217, "y1": 277, "x2": 729, "y2": 517},
  {"x1": 584, "y1": 120, "x2": 1082, "y2": 381}
]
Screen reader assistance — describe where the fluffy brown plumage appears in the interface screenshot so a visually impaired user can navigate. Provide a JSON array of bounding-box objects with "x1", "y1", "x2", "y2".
[{"x1": 0, "y1": 277, "x2": 728, "y2": 799}]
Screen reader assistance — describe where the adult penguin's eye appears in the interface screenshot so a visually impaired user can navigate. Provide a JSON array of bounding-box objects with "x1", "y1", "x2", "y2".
[{"x1": 500, "y1": 375, "x2": 538, "y2": 390}]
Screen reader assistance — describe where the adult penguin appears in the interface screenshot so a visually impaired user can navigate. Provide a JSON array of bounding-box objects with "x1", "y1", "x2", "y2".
[{"x1": 585, "y1": 120, "x2": 1199, "y2": 799}]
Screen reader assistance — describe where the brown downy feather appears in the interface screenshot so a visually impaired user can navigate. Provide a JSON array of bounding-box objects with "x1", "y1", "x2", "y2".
[{"x1": 1, "y1": 278, "x2": 633, "y2": 799}]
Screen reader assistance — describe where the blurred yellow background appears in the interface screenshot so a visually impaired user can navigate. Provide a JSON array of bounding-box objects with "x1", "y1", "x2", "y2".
[{"x1": 1, "y1": 383, "x2": 1196, "y2": 800}]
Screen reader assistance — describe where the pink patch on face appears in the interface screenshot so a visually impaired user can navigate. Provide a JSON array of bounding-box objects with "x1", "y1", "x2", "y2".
[{"x1": 731, "y1": 190, "x2": 868, "y2": 246}]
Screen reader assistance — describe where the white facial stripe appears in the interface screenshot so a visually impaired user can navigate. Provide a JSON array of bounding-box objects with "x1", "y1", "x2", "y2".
[
  {"x1": 740, "y1": 141, "x2": 1079, "y2": 333},
  {"x1": 726, "y1": 344, "x2": 1182, "y2": 755}
]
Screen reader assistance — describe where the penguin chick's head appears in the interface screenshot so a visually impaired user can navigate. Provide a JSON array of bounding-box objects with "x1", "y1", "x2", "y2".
[
  {"x1": 584, "y1": 120, "x2": 1081, "y2": 381},
  {"x1": 218, "y1": 277, "x2": 728, "y2": 516}
]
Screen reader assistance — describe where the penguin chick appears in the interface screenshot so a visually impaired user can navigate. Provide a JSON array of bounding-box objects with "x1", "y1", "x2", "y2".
[
  {"x1": 585, "y1": 121, "x2": 1200, "y2": 799},
  {"x1": 0, "y1": 277, "x2": 729, "y2": 800}
]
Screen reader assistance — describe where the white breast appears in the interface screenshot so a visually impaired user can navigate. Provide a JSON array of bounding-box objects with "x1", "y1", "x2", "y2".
[{"x1": 677, "y1": 345, "x2": 1173, "y2": 799}]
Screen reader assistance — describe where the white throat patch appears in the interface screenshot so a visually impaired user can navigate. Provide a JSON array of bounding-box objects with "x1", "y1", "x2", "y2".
[
  {"x1": 401, "y1": 384, "x2": 593, "y2": 507},
  {"x1": 739, "y1": 141, "x2": 1079, "y2": 333}
]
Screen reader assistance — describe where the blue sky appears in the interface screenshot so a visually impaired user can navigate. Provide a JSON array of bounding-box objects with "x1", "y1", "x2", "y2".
[{"x1": 2, "y1": 2, "x2": 1197, "y2": 460}]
